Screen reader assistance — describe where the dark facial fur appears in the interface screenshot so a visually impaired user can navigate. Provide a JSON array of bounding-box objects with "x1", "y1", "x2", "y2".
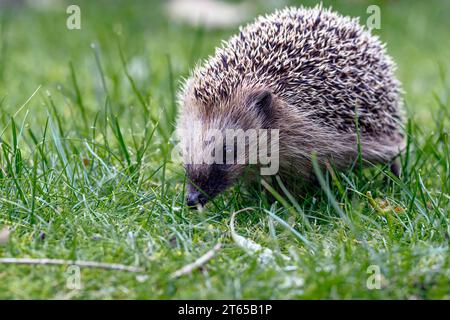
[{"x1": 185, "y1": 164, "x2": 231, "y2": 207}]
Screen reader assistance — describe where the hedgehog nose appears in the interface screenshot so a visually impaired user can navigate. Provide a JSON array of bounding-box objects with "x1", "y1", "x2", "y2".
[
  {"x1": 187, "y1": 191, "x2": 209, "y2": 209},
  {"x1": 186, "y1": 191, "x2": 201, "y2": 207}
]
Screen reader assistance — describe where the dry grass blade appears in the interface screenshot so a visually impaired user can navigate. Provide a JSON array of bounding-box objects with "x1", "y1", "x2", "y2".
[
  {"x1": 171, "y1": 242, "x2": 222, "y2": 278},
  {"x1": 0, "y1": 258, "x2": 143, "y2": 273},
  {"x1": 0, "y1": 226, "x2": 10, "y2": 245}
]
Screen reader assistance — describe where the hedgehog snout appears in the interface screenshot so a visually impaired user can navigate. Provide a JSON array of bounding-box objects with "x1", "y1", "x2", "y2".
[
  {"x1": 185, "y1": 164, "x2": 232, "y2": 209},
  {"x1": 186, "y1": 181, "x2": 223, "y2": 209},
  {"x1": 186, "y1": 190, "x2": 208, "y2": 208}
]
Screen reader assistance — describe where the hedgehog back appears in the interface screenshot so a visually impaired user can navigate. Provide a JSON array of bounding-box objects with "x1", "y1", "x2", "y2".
[{"x1": 192, "y1": 6, "x2": 403, "y2": 136}]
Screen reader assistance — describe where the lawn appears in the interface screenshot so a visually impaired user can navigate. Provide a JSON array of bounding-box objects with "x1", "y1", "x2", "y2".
[{"x1": 0, "y1": 0, "x2": 449, "y2": 299}]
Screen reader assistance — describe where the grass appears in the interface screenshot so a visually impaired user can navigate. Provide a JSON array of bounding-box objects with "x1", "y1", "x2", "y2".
[{"x1": 0, "y1": 0, "x2": 449, "y2": 299}]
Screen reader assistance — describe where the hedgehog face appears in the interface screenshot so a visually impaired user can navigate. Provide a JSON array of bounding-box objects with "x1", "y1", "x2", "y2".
[
  {"x1": 182, "y1": 128, "x2": 248, "y2": 207},
  {"x1": 178, "y1": 88, "x2": 276, "y2": 208}
]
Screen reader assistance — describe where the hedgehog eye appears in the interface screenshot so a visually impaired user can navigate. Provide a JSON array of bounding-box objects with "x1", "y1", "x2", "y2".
[{"x1": 223, "y1": 145, "x2": 237, "y2": 164}]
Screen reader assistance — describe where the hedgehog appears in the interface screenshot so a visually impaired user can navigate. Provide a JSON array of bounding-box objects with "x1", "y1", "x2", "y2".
[{"x1": 176, "y1": 6, "x2": 405, "y2": 208}]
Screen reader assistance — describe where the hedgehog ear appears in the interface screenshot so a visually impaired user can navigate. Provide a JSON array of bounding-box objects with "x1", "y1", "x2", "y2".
[{"x1": 247, "y1": 90, "x2": 274, "y2": 120}]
